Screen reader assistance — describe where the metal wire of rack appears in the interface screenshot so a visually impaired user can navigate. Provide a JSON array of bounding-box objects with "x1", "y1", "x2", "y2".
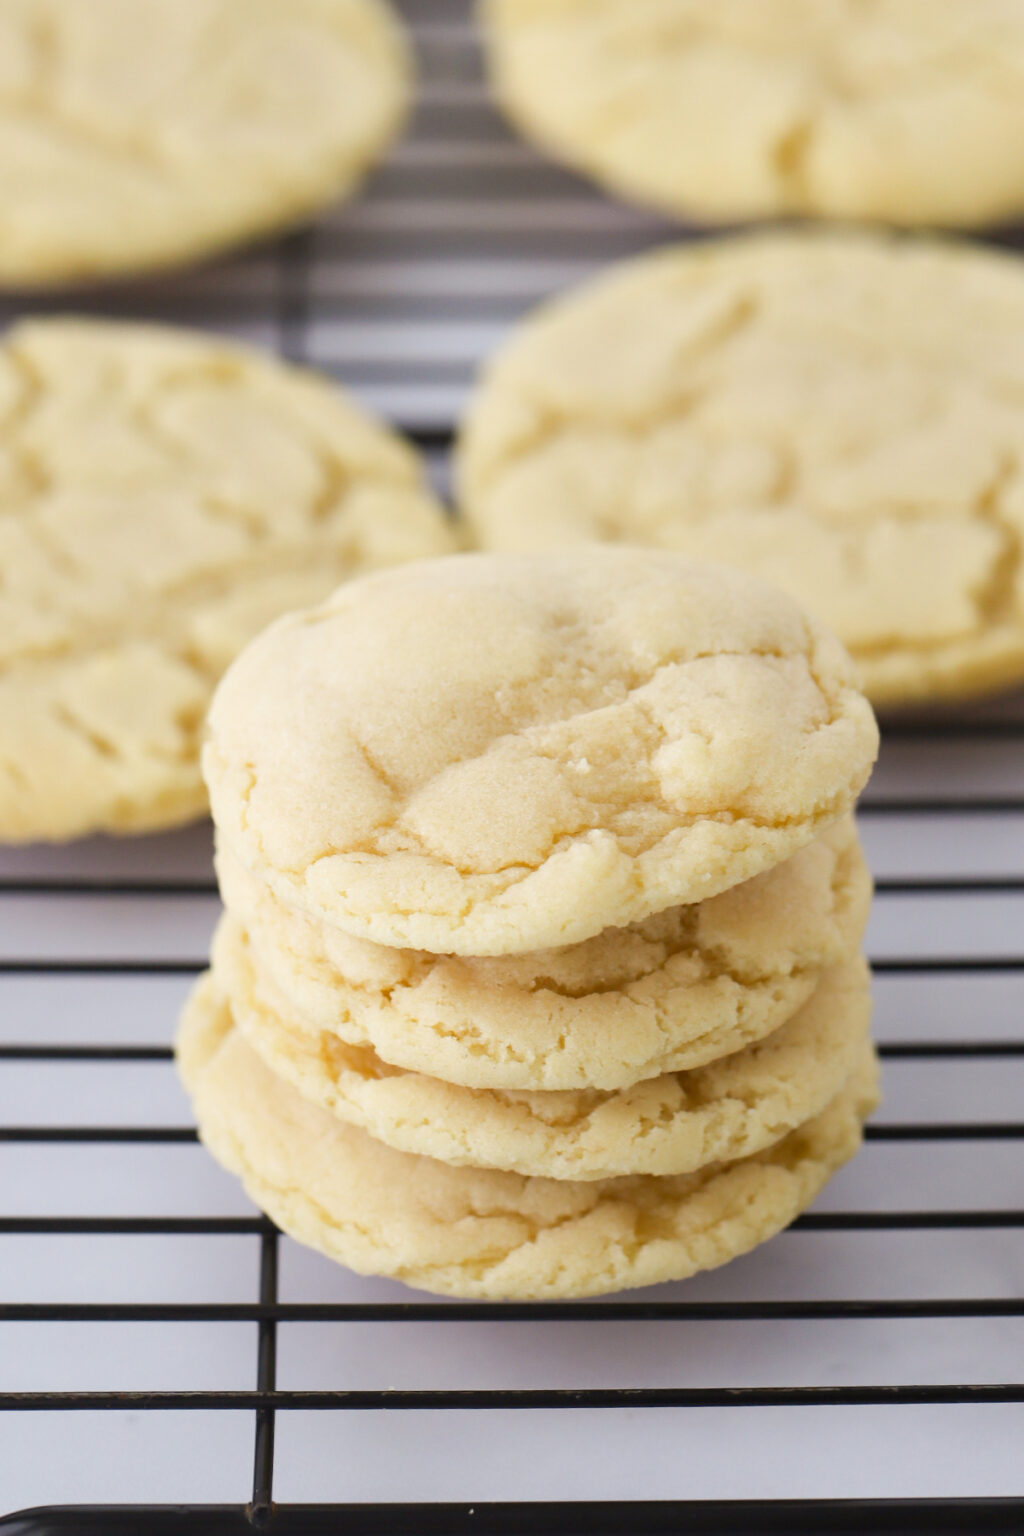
[{"x1": 1, "y1": 2, "x2": 1023, "y2": 1529}]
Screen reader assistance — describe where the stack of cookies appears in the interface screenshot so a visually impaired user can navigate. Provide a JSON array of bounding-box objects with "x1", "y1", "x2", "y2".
[{"x1": 177, "y1": 549, "x2": 881, "y2": 1300}]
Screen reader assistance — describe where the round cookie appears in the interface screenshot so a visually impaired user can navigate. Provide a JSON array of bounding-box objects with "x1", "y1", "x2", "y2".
[
  {"x1": 0, "y1": 319, "x2": 453, "y2": 842},
  {"x1": 206, "y1": 549, "x2": 878, "y2": 954},
  {"x1": 457, "y1": 233, "x2": 1024, "y2": 706},
  {"x1": 214, "y1": 923, "x2": 873, "y2": 1180},
  {"x1": 216, "y1": 817, "x2": 872, "y2": 1090},
  {"x1": 483, "y1": 0, "x2": 1024, "y2": 228},
  {"x1": 0, "y1": 0, "x2": 409, "y2": 286},
  {"x1": 177, "y1": 976, "x2": 879, "y2": 1299}
]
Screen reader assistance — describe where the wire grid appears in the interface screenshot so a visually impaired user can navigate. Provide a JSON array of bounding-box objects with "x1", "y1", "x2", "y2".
[{"x1": 1, "y1": 0, "x2": 1024, "y2": 1527}]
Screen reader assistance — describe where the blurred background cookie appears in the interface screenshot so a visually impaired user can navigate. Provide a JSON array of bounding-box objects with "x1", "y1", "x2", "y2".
[
  {"x1": 0, "y1": 319, "x2": 453, "y2": 842},
  {"x1": 482, "y1": 0, "x2": 1024, "y2": 227},
  {"x1": 0, "y1": 0, "x2": 410, "y2": 285},
  {"x1": 457, "y1": 232, "x2": 1024, "y2": 706}
]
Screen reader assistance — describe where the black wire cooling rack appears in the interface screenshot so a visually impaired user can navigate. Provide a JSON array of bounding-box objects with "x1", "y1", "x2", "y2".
[
  {"x1": 0, "y1": 713, "x2": 1023, "y2": 1531},
  {"x1": 1, "y1": 2, "x2": 1024, "y2": 1529}
]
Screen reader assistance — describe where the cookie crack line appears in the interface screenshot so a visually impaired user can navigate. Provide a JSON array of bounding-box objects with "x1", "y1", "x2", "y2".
[
  {"x1": 235, "y1": 823, "x2": 863, "y2": 1005},
  {"x1": 1, "y1": 525, "x2": 404, "y2": 677},
  {"x1": 239, "y1": 640, "x2": 858, "y2": 884},
  {"x1": 0, "y1": 543, "x2": 358, "y2": 696},
  {"x1": 459, "y1": 295, "x2": 769, "y2": 501},
  {"x1": 274, "y1": 798, "x2": 856, "y2": 895},
  {"x1": 214, "y1": 813, "x2": 870, "y2": 1094},
  {"x1": 0, "y1": 7, "x2": 187, "y2": 179},
  {"x1": 0, "y1": 91, "x2": 187, "y2": 182},
  {"x1": 464, "y1": 356, "x2": 1024, "y2": 561},
  {"x1": 226, "y1": 950, "x2": 871, "y2": 1179},
  {"x1": 958, "y1": 451, "x2": 1022, "y2": 631}
]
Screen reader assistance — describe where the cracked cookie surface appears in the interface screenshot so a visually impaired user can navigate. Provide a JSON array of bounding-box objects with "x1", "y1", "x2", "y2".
[
  {"x1": 216, "y1": 817, "x2": 871, "y2": 1089},
  {"x1": 483, "y1": 0, "x2": 1024, "y2": 227},
  {"x1": 0, "y1": 319, "x2": 453, "y2": 842},
  {"x1": 458, "y1": 233, "x2": 1024, "y2": 706},
  {"x1": 213, "y1": 922, "x2": 872, "y2": 1180},
  {"x1": 176, "y1": 972, "x2": 879, "y2": 1298},
  {"x1": 205, "y1": 549, "x2": 878, "y2": 954},
  {"x1": 0, "y1": 0, "x2": 409, "y2": 285}
]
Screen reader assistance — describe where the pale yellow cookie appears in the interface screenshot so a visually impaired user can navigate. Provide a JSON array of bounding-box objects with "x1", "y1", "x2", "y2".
[
  {"x1": 177, "y1": 974, "x2": 879, "y2": 1299},
  {"x1": 457, "y1": 233, "x2": 1024, "y2": 707},
  {"x1": 206, "y1": 549, "x2": 878, "y2": 954},
  {"x1": 0, "y1": 319, "x2": 453, "y2": 843},
  {"x1": 0, "y1": 0, "x2": 409, "y2": 286},
  {"x1": 216, "y1": 817, "x2": 871, "y2": 1090},
  {"x1": 483, "y1": 0, "x2": 1024, "y2": 228},
  {"x1": 215, "y1": 920, "x2": 872, "y2": 1180}
]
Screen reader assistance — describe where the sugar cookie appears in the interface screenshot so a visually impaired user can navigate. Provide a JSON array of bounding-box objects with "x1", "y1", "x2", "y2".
[
  {"x1": 216, "y1": 817, "x2": 871, "y2": 1089},
  {"x1": 483, "y1": 0, "x2": 1024, "y2": 227},
  {"x1": 177, "y1": 973, "x2": 879, "y2": 1299},
  {"x1": 0, "y1": 0, "x2": 409, "y2": 285},
  {"x1": 216, "y1": 927, "x2": 872, "y2": 1181},
  {"x1": 458, "y1": 233, "x2": 1024, "y2": 705},
  {"x1": 0, "y1": 319, "x2": 452, "y2": 842},
  {"x1": 206, "y1": 549, "x2": 877, "y2": 953}
]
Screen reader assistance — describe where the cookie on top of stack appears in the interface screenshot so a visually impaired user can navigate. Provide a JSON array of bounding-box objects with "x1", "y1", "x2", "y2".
[{"x1": 177, "y1": 549, "x2": 880, "y2": 1300}]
